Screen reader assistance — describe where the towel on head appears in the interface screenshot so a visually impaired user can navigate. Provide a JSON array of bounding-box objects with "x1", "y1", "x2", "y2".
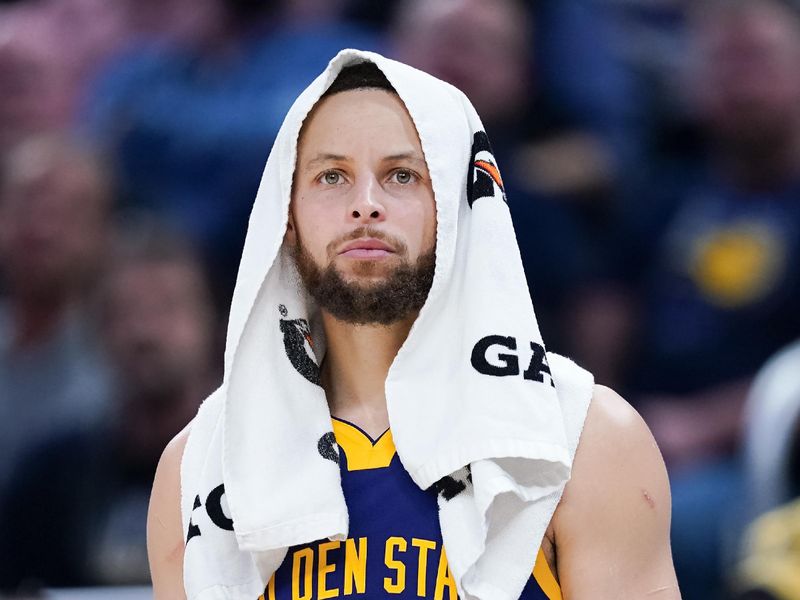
[{"x1": 180, "y1": 49, "x2": 594, "y2": 600}]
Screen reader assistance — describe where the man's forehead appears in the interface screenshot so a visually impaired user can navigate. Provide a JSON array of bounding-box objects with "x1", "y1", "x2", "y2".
[{"x1": 296, "y1": 88, "x2": 425, "y2": 157}]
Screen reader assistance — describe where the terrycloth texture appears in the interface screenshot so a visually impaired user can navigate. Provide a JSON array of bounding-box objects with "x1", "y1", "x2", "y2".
[{"x1": 181, "y1": 48, "x2": 595, "y2": 600}]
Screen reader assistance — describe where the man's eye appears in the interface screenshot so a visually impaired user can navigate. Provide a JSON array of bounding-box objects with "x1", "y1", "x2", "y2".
[
  {"x1": 391, "y1": 169, "x2": 416, "y2": 184},
  {"x1": 321, "y1": 171, "x2": 343, "y2": 185}
]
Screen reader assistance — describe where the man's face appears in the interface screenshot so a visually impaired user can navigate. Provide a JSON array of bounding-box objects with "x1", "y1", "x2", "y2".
[
  {"x1": 0, "y1": 159, "x2": 108, "y2": 299},
  {"x1": 393, "y1": 0, "x2": 531, "y2": 126},
  {"x1": 288, "y1": 88, "x2": 437, "y2": 325},
  {"x1": 692, "y1": 1, "x2": 800, "y2": 147},
  {"x1": 102, "y1": 261, "x2": 214, "y2": 398}
]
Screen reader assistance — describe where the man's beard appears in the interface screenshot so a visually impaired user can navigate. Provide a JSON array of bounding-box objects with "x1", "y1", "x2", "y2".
[{"x1": 292, "y1": 227, "x2": 436, "y2": 325}]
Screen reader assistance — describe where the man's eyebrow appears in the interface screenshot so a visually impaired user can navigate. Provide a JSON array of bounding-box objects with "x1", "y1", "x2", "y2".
[
  {"x1": 382, "y1": 152, "x2": 428, "y2": 168},
  {"x1": 303, "y1": 153, "x2": 351, "y2": 170},
  {"x1": 302, "y1": 152, "x2": 428, "y2": 170}
]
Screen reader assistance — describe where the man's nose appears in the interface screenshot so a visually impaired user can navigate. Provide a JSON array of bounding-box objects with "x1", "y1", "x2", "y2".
[{"x1": 348, "y1": 176, "x2": 386, "y2": 223}]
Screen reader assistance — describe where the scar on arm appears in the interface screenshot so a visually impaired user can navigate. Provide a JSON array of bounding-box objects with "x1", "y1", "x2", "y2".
[
  {"x1": 646, "y1": 584, "x2": 680, "y2": 596},
  {"x1": 642, "y1": 489, "x2": 656, "y2": 509}
]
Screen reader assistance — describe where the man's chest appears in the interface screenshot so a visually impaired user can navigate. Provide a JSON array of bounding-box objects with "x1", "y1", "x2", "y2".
[{"x1": 260, "y1": 419, "x2": 561, "y2": 599}]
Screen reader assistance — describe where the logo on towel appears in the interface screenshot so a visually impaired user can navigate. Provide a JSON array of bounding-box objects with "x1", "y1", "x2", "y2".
[
  {"x1": 470, "y1": 336, "x2": 554, "y2": 387},
  {"x1": 279, "y1": 304, "x2": 321, "y2": 386},
  {"x1": 318, "y1": 431, "x2": 340, "y2": 464},
  {"x1": 467, "y1": 131, "x2": 506, "y2": 208},
  {"x1": 186, "y1": 483, "x2": 235, "y2": 544},
  {"x1": 431, "y1": 465, "x2": 472, "y2": 502}
]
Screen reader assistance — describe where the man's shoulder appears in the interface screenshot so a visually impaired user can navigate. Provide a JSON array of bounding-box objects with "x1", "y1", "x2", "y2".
[
  {"x1": 150, "y1": 423, "x2": 192, "y2": 533},
  {"x1": 547, "y1": 385, "x2": 677, "y2": 595},
  {"x1": 547, "y1": 384, "x2": 651, "y2": 535},
  {"x1": 579, "y1": 384, "x2": 651, "y2": 457},
  {"x1": 559, "y1": 384, "x2": 667, "y2": 513}
]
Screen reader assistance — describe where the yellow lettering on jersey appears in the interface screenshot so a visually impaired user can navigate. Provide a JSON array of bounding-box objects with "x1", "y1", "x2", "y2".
[
  {"x1": 318, "y1": 540, "x2": 341, "y2": 599},
  {"x1": 384, "y1": 536, "x2": 407, "y2": 594},
  {"x1": 292, "y1": 547, "x2": 314, "y2": 600},
  {"x1": 411, "y1": 538, "x2": 437, "y2": 597},
  {"x1": 344, "y1": 537, "x2": 368, "y2": 595},
  {"x1": 434, "y1": 547, "x2": 457, "y2": 600}
]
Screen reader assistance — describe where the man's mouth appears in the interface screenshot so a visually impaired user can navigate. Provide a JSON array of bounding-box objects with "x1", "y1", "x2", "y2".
[{"x1": 338, "y1": 238, "x2": 396, "y2": 258}]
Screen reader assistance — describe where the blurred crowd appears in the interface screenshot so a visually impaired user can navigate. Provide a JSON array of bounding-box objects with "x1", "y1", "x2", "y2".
[{"x1": 1, "y1": 0, "x2": 800, "y2": 598}]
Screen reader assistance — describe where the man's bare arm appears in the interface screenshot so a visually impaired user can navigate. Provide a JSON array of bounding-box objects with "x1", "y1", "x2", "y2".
[
  {"x1": 553, "y1": 385, "x2": 681, "y2": 599},
  {"x1": 147, "y1": 425, "x2": 191, "y2": 600}
]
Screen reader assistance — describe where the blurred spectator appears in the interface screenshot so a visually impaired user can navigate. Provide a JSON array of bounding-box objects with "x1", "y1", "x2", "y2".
[
  {"x1": 598, "y1": 1, "x2": 800, "y2": 597},
  {"x1": 392, "y1": 0, "x2": 533, "y2": 133},
  {"x1": 631, "y1": 0, "x2": 800, "y2": 466},
  {"x1": 0, "y1": 0, "x2": 231, "y2": 153},
  {"x1": 0, "y1": 133, "x2": 112, "y2": 496},
  {"x1": 393, "y1": 0, "x2": 642, "y2": 168},
  {"x1": 0, "y1": 218, "x2": 218, "y2": 590},
  {"x1": 83, "y1": 0, "x2": 381, "y2": 307},
  {"x1": 530, "y1": 0, "x2": 645, "y2": 176}
]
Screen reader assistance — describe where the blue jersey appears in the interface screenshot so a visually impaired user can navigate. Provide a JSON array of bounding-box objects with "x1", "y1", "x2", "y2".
[{"x1": 259, "y1": 418, "x2": 562, "y2": 600}]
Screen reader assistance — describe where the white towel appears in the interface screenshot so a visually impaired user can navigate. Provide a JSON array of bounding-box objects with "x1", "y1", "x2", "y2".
[{"x1": 180, "y1": 49, "x2": 595, "y2": 600}]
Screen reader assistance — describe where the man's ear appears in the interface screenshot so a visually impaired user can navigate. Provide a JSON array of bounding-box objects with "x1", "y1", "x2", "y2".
[{"x1": 284, "y1": 208, "x2": 297, "y2": 245}]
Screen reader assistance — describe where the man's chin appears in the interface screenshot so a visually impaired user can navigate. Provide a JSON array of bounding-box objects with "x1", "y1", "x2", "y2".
[
  {"x1": 293, "y1": 241, "x2": 435, "y2": 325},
  {"x1": 334, "y1": 256, "x2": 402, "y2": 278}
]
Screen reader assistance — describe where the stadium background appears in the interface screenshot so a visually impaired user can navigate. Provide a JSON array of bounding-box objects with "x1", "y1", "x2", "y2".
[{"x1": 1, "y1": 0, "x2": 800, "y2": 598}]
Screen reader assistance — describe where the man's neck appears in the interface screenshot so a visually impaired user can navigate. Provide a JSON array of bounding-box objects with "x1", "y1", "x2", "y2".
[{"x1": 320, "y1": 312, "x2": 415, "y2": 439}]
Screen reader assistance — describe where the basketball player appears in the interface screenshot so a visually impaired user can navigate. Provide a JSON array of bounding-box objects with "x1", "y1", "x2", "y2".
[{"x1": 147, "y1": 63, "x2": 680, "y2": 599}]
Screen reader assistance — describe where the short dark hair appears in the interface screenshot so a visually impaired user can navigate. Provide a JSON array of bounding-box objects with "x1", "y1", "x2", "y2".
[{"x1": 322, "y1": 62, "x2": 397, "y2": 98}]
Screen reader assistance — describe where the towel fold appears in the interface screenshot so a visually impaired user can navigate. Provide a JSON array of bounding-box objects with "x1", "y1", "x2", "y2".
[{"x1": 180, "y1": 49, "x2": 595, "y2": 600}]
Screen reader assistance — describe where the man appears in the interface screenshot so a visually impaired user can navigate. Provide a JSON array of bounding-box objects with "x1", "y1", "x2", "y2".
[
  {"x1": 0, "y1": 219, "x2": 218, "y2": 589},
  {"x1": 630, "y1": 0, "x2": 800, "y2": 472},
  {"x1": 0, "y1": 133, "x2": 112, "y2": 496},
  {"x1": 148, "y1": 55, "x2": 679, "y2": 598}
]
